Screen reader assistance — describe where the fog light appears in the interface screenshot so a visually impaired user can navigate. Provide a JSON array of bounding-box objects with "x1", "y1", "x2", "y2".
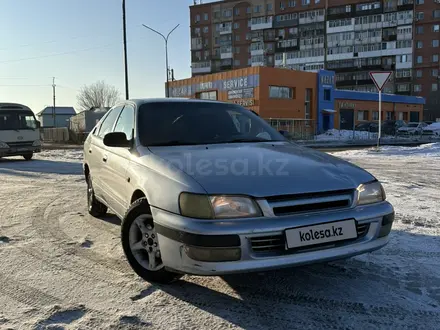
[
  {"x1": 379, "y1": 212, "x2": 395, "y2": 238},
  {"x1": 184, "y1": 246, "x2": 241, "y2": 262}
]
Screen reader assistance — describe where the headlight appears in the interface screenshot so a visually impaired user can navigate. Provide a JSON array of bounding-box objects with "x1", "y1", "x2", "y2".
[
  {"x1": 0, "y1": 141, "x2": 9, "y2": 149},
  {"x1": 179, "y1": 193, "x2": 262, "y2": 219},
  {"x1": 32, "y1": 140, "x2": 41, "y2": 147},
  {"x1": 356, "y1": 181, "x2": 386, "y2": 206}
]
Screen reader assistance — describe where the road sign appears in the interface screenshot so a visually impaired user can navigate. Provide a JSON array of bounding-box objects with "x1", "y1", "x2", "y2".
[{"x1": 369, "y1": 71, "x2": 392, "y2": 91}]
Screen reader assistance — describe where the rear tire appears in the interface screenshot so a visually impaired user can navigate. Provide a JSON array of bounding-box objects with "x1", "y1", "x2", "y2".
[
  {"x1": 121, "y1": 198, "x2": 182, "y2": 284},
  {"x1": 87, "y1": 174, "x2": 108, "y2": 217},
  {"x1": 23, "y1": 153, "x2": 33, "y2": 161}
]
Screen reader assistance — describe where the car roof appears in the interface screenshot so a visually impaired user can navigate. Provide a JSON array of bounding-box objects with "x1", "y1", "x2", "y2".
[
  {"x1": 0, "y1": 103, "x2": 32, "y2": 111},
  {"x1": 129, "y1": 98, "x2": 228, "y2": 107}
]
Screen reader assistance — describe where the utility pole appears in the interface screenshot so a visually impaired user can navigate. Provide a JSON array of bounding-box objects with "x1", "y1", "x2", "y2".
[
  {"x1": 52, "y1": 77, "x2": 56, "y2": 128},
  {"x1": 122, "y1": 0, "x2": 130, "y2": 100}
]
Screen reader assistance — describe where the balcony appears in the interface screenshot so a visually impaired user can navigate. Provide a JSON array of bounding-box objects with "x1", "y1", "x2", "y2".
[
  {"x1": 251, "y1": 57, "x2": 265, "y2": 67},
  {"x1": 275, "y1": 39, "x2": 299, "y2": 52},
  {"x1": 397, "y1": 2, "x2": 414, "y2": 12},
  {"x1": 251, "y1": 16, "x2": 273, "y2": 31},
  {"x1": 251, "y1": 48, "x2": 264, "y2": 56},
  {"x1": 327, "y1": 20, "x2": 355, "y2": 34},
  {"x1": 299, "y1": 14, "x2": 325, "y2": 25},
  {"x1": 383, "y1": 34, "x2": 397, "y2": 42},
  {"x1": 220, "y1": 59, "x2": 233, "y2": 71},
  {"x1": 273, "y1": 17, "x2": 298, "y2": 28},
  {"x1": 191, "y1": 61, "x2": 211, "y2": 74},
  {"x1": 220, "y1": 46, "x2": 233, "y2": 59},
  {"x1": 219, "y1": 24, "x2": 232, "y2": 35}
]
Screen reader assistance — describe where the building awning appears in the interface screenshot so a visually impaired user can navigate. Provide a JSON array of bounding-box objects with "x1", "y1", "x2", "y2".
[{"x1": 322, "y1": 109, "x2": 336, "y2": 113}]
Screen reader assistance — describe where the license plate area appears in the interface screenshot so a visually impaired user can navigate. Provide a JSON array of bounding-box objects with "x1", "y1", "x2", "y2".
[{"x1": 285, "y1": 219, "x2": 358, "y2": 250}]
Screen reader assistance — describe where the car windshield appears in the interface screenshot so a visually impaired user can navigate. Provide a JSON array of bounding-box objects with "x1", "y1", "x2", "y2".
[
  {"x1": 0, "y1": 111, "x2": 38, "y2": 130},
  {"x1": 137, "y1": 101, "x2": 285, "y2": 146}
]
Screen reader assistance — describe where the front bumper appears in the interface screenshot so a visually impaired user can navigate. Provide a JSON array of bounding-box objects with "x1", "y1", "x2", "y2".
[
  {"x1": 152, "y1": 201, "x2": 395, "y2": 276},
  {"x1": 0, "y1": 146, "x2": 41, "y2": 157}
]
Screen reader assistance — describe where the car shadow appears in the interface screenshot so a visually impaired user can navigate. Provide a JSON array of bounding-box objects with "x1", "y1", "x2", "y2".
[
  {"x1": 0, "y1": 158, "x2": 83, "y2": 176},
  {"x1": 100, "y1": 213, "x2": 122, "y2": 226},
  {"x1": 143, "y1": 229, "x2": 440, "y2": 329}
]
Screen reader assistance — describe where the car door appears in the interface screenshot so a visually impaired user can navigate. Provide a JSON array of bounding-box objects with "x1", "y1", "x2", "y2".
[
  {"x1": 101, "y1": 103, "x2": 135, "y2": 217},
  {"x1": 92, "y1": 105, "x2": 124, "y2": 203}
]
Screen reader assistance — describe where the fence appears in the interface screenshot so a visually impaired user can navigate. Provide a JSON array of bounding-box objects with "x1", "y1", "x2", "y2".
[
  {"x1": 40, "y1": 127, "x2": 70, "y2": 142},
  {"x1": 266, "y1": 118, "x2": 317, "y2": 140}
]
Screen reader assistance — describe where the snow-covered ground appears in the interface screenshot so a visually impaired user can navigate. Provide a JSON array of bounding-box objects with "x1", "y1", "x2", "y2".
[
  {"x1": 316, "y1": 128, "x2": 440, "y2": 141},
  {"x1": 0, "y1": 145, "x2": 439, "y2": 329}
]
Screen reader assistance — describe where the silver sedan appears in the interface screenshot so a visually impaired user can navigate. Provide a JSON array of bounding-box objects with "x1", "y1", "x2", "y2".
[{"x1": 83, "y1": 98, "x2": 394, "y2": 283}]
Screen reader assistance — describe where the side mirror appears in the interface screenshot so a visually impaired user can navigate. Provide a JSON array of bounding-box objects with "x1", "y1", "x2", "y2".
[{"x1": 103, "y1": 132, "x2": 131, "y2": 148}]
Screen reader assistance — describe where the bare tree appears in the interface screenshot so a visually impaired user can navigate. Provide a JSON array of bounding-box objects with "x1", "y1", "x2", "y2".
[{"x1": 77, "y1": 81, "x2": 121, "y2": 111}]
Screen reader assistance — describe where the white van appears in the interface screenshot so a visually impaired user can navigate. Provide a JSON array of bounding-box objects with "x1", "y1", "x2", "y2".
[{"x1": 0, "y1": 103, "x2": 41, "y2": 160}]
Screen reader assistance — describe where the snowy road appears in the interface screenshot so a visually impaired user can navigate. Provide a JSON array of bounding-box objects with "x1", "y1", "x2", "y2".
[{"x1": 0, "y1": 146, "x2": 439, "y2": 329}]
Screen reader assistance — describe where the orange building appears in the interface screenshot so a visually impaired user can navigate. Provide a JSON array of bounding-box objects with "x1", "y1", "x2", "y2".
[{"x1": 168, "y1": 67, "x2": 425, "y2": 134}]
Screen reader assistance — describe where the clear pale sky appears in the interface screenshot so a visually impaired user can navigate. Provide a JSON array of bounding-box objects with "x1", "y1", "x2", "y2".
[{"x1": 0, "y1": 0, "x2": 215, "y2": 113}]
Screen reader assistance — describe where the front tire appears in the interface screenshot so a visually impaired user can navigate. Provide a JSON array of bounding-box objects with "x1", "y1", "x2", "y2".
[
  {"x1": 121, "y1": 198, "x2": 182, "y2": 284},
  {"x1": 87, "y1": 174, "x2": 108, "y2": 217},
  {"x1": 23, "y1": 153, "x2": 33, "y2": 161}
]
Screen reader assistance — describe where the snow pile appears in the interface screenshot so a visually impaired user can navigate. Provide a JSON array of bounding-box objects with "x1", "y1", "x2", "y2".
[
  {"x1": 333, "y1": 142, "x2": 440, "y2": 158},
  {"x1": 36, "y1": 149, "x2": 84, "y2": 162},
  {"x1": 316, "y1": 129, "x2": 383, "y2": 141}
]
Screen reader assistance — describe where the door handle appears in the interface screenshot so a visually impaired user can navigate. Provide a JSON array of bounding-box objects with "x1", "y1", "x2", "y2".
[{"x1": 103, "y1": 155, "x2": 108, "y2": 162}]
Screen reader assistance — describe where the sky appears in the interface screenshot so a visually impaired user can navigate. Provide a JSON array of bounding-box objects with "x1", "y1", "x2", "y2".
[{"x1": 0, "y1": 0, "x2": 216, "y2": 113}]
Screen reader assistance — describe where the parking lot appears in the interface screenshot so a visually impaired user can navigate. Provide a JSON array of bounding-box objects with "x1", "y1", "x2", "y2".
[{"x1": 0, "y1": 146, "x2": 439, "y2": 329}]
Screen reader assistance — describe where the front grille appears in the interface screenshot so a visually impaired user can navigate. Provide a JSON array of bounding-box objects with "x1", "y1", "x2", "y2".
[
  {"x1": 250, "y1": 222, "x2": 371, "y2": 255},
  {"x1": 266, "y1": 189, "x2": 354, "y2": 217},
  {"x1": 7, "y1": 141, "x2": 34, "y2": 148}
]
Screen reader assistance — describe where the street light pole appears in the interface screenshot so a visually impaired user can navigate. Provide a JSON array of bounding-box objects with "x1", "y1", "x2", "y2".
[
  {"x1": 122, "y1": 0, "x2": 129, "y2": 100},
  {"x1": 142, "y1": 24, "x2": 180, "y2": 98}
]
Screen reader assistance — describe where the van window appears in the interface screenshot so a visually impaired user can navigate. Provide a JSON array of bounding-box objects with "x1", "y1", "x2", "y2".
[{"x1": 0, "y1": 111, "x2": 37, "y2": 130}]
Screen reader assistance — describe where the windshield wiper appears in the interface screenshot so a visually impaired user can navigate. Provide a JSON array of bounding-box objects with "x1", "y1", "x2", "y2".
[
  {"x1": 219, "y1": 137, "x2": 273, "y2": 144},
  {"x1": 148, "y1": 140, "x2": 205, "y2": 146}
]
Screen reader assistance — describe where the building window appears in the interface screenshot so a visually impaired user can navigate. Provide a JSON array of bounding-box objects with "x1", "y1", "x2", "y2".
[
  {"x1": 433, "y1": 40, "x2": 440, "y2": 47},
  {"x1": 254, "y1": 5, "x2": 262, "y2": 13},
  {"x1": 417, "y1": 56, "x2": 423, "y2": 64},
  {"x1": 234, "y1": 59, "x2": 240, "y2": 66},
  {"x1": 197, "y1": 91, "x2": 217, "y2": 100},
  {"x1": 302, "y1": 0, "x2": 311, "y2": 6},
  {"x1": 432, "y1": 69, "x2": 439, "y2": 77},
  {"x1": 357, "y1": 110, "x2": 369, "y2": 121},
  {"x1": 269, "y1": 86, "x2": 295, "y2": 99},
  {"x1": 234, "y1": 8, "x2": 240, "y2": 16},
  {"x1": 372, "y1": 111, "x2": 379, "y2": 121},
  {"x1": 413, "y1": 84, "x2": 422, "y2": 92},
  {"x1": 386, "y1": 112, "x2": 393, "y2": 120},
  {"x1": 305, "y1": 88, "x2": 312, "y2": 119},
  {"x1": 267, "y1": 3, "x2": 273, "y2": 11},
  {"x1": 416, "y1": 12, "x2": 424, "y2": 20},
  {"x1": 433, "y1": 54, "x2": 439, "y2": 62},
  {"x1": 203, "y1": 26, "x2": 209, "y2": 33},
  {"x1": 416, "y1": 26, "x2": 424, "y2": 34},
  {"x1": 235, "y1": 35, "x2": 240, "y2": 42},
  {"x1": 434, "y1": 10, "x2": 440, "y2": 19},
  {"x1": 235, "y1": 46, "x2": 240, "y2": 54},
  {"x1": 416, "y1": 0, "x2": 424, "y2": 4},
  {"x1": 432, "y1": 83, "x2": 438, "y2": 91},
  {"x1": 203, "y1": 13, "x2": 208, "y2": 20},
  {"x1": 288, "y1": 0, "x2": 296, "y2": 7},
  {"x1": 416, "y1": 41, "x2": 423, "y2": 48},
  {"x1": 195, "y1": 14, "x2": 200, "y2": 22},
  {"x1": 416, "y1": 70, "x2": 423, "y2": 78},
  {"x1": 234, "y1": 22, "x2": 240, "y2": 29},
  {"x1": 324, "y1": 89, "x2": 331, "y2": 101},
  {"x1": 434, "y1": 25, "x2": 440, "y2": 33}
]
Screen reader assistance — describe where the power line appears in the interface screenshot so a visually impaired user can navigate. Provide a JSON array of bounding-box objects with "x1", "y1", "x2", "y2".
[{"x1": 0, "y1": 43, "x2": 118, "y2": 65}]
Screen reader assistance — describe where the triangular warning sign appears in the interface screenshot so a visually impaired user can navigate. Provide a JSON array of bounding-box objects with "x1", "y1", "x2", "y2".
[{"x1": 369, "y1": 71, "x2": 392, "y2": 91}]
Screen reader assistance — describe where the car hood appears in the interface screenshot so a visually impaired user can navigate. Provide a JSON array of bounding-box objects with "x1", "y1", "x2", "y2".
[{"x1": 147, "y1": 142, "x2": 374, "y2": 197}]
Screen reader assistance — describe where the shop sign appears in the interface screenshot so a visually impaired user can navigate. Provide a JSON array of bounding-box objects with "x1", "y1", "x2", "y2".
[
  {"x1": 228, "y1": 88, "x2": 254, "y2": 100},
  {"x1": 223, "y1": 77, "x2": 249, "y2": 90},
  {"x1": 233, "y1": 99, "x2": 255, "y2": 107},
  {"x1": 339, "y1": 102, "x2": 356, "y2": 109}
]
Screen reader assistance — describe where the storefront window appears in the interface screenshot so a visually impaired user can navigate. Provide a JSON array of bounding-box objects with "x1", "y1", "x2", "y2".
[{"x1": 269, "y1": 86, "x2": 294, "y2": 99}]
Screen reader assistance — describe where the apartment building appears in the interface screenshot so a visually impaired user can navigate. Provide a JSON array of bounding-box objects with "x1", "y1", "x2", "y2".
[{"x1": 189, "y1": 0, "x2": 440, "y2": 119}]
